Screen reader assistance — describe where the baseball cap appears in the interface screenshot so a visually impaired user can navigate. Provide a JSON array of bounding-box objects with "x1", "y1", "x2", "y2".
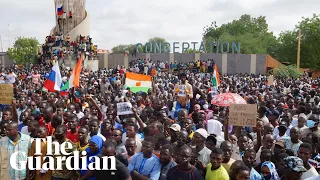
[
  {"x1": 180, "y1": 73, "x2": 187, "y2": 78},
  {"x1": 279, "y1": 121, "x2": 289, "y2": 128},
  {"x1": 283, "y1": 156, "x2": 307, "y2": 172},
  {"x1": 170, "y1": 124, "x2": 181, "y2": 132},
  {"x1": 270, "y1": 110, "x2": 280, "y2": 118},
  {"x1": 275, "y1": 140, "x2": 285, "y2": 148}
]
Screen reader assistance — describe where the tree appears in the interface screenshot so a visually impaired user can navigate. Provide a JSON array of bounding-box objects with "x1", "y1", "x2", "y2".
[
  {"x1": 273, "y1": 14, "x2": 320, "y2": 69},
  {"x1": 271, "y1": 31, "x2": 297, "y2": 65},
  {"x1": 202, "y1": 14, "x2": 278, "y2": 55},
  {"x1": 270, "y1": 65, "x2": 302, "y2": 79},
  {"x1": 183, "y1": 48, "x2": 199, "y2": 53},
  {"x1": 111, "y1": 44, "x2": 136, "y2": 53},
  {"x1": 111, "y1": 37, "x2": 168, "y2": 53},
  {"x1": 7, "y1": 37, "x2": 39, "y2": 65},
  {"x1": 147, "y1": 37, "x2": 167, "y2": 45}
]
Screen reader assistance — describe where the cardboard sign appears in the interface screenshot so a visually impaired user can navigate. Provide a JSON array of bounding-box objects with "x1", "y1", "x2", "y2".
[
  {"x1": 268, "y1": 75, "x2": 274, "y2": 86},
  {"x1": 0, "y1": 84, "x2": 13, "y2": 104},
  {"x1": 117, "y1": 102, "x2": 133, "y2": 116},
  {"x1": 229, "y1": 104, "x2": 257, "y2": 127}
]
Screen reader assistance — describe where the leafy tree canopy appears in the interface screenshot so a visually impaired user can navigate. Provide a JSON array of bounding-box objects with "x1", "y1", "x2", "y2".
[
  {"x1": 111, "y1": 37, "x2": 168, "y2": 53},
  {"x1": 203, "y1": 14, "x2": 277, "y2": 55},
  {"x1": 7, "y1": 37, "x2": 39, "y2": 65},
  {"x1": 273, "y1": 14, "x2": 320, "y2": 69},
  {"x1": 270, "y1": 65, "x2": 302, "y2": 79},
  {"x1": 203, "y1": 13, "x2": 320, "y2": 69}
]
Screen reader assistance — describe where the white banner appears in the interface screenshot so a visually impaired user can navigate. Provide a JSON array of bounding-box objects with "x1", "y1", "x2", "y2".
[{"x1": 117, "y1": 102, "x2": 133, "y2": 116}]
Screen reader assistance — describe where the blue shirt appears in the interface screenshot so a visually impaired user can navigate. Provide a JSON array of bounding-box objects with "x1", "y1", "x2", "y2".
[
  {"x1": 250, "y1": 168, "x2": 262, "y2": 180},
  {"x1": 17, "y1": 106, "x2": 28, "y2": 120},
  {"x1": 128, "y1": 152, "x2": 161, "y2": 180},
  {"x1": 114, "y1": 121, "x2": 123, "y2": 131},
  {"x1": 18, "y1": 123, "x2": 26, "y2": 132},
  {"x1": 160, "y1": 160, "x2": 177, "y2": 180}
]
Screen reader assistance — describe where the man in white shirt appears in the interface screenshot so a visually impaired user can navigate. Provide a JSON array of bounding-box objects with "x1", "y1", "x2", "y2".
[
  {"x1": 5, "y1": 70, "x2": 16, "y2": 84},
  {"x1": 258, "y1": 106, "x2": 269, "y2": 125},
  {"x1": 88, "y1": 119, "x2": 106, "y2": 141},
  {"x1": 122, "y1": 123, "x2": 142, "y2": 152},
  {"x1": 298, "y1": 143, "x2": 319, "y2": 179}
]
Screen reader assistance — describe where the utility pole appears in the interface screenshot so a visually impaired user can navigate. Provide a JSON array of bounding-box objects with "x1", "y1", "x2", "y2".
[
  {"x1": 8, "y1": 24, "x2": 10, "y2": 49},
  {"x1": 0, "y1": 35, "x2": 4, "y2": 67},
  {"x1": 297, "y1": 29, "x2": 301, "y2": 69}
]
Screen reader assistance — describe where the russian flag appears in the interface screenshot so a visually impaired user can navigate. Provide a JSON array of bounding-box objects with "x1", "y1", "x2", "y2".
[
  {"x1": 57, "y1": 4, "x2": 63, "y2": 16},
  {"x1": 43, "y1": 63, "x2": 62, "y2": 92}
]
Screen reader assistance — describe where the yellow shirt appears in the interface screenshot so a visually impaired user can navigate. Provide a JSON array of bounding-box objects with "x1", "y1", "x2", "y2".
[
  {"x1": 222, "y1": 158, "x2": 235, "y2": 173},
  {"x1": 205, "y1": 163, "x2": 230, "y2": 180},
  {"x1": 76, "y1": 142, "x2": 89, "y2": 152},
  {"x1": 189, "y1": 131, "x2": 194, "y2": 139},
  {"x1": 66, "y1": 36, "x2": 70, "y2": 42}
]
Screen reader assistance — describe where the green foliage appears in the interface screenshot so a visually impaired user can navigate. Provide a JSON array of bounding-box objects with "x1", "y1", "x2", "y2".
[
  {"x1": 7, "y1": 37, "x2": 39, "y2": 65},
  {"x1": 271, "y1": 31, "x2": 297, "y2": 64},
  {"x1": 270, "y1": 65, "x2": 303, "y2": 79},
  {"x1": 297, "y1": 14, "x2": 320, "y2": 69},
  {"x1": 147, "y1": 37, "x2": 167, "y2": 45},
  {"x1": 111, "y1": 37, "x2": 168, "y2": 53},
  {"x1": 111, "y1": 44, "x2": 136, "y2": 53},
  {"x1": 183, "y1": 48, "x2": 199, "y2": 53},
  {"x1": 272, "y1": 14, "x2": 320, "y2": 69},
  {"x1": 203, "y1": 14, "x2": 277, "y2": 54},
  {"x1": 202, "y1": 13, "x2": 320, "y2": 69}
]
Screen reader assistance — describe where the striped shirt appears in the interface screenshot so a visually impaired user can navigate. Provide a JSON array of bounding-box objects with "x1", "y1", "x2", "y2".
[{"x1": 0, "y1": 133, "x2": 32, "y2": 180}]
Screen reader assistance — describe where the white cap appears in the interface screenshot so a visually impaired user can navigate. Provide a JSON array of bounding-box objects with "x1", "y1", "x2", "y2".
[{"x1": 170, "y1": 124, "x2": 181, "y2": 132}]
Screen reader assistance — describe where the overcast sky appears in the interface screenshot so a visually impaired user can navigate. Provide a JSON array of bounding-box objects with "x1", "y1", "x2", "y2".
[{"x1": 0, "y1": 0, "x2": 319, "y2": 51}]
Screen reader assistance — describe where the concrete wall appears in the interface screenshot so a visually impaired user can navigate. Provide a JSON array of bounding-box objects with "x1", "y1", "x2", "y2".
[
  {"x1": 87, "y1": 59, "x2": 99, "y2": 71},
  {"x1": 108, "y1": 54, "x2": 124, "y2": 68},
  {"x1": 150, "y1": 53, "x2": 170, "y2": 63},
  {"x1": 1, "y1": 51, "x2": 268, "y2": 74},
  {"x1": 101, "y1": 53, "x2": 268, "y2": 74},
  {"x1": 256, "y1": 54, "x2": 267, "y2": 74},
  {"x1": 128, "y1": 53, "x2": 146, "y2": 62},
  {"x1": 174, "y1": 54, "x2": 195, "y2": 64},
  {"x1": 0, "y1": 54, "x2": 14, "y2": 67}
]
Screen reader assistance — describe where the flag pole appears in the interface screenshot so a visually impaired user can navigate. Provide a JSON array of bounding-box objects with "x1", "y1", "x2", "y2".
[{"x1": 297, "y1": 29, "x2": 301, "y2": 69}]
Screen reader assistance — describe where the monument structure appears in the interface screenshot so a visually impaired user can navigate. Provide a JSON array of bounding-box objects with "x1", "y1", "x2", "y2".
[{"x1": 51, "y1": 0, "x2": 90, "y2": 42}]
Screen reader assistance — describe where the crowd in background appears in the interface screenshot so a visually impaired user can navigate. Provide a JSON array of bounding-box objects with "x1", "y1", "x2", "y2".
[
  {"x1": 0, "y1": 59, "x2": 318, "y2": 180},
  {"x1": 40, "y1": 34, "x2": 98, "y2": 65}
]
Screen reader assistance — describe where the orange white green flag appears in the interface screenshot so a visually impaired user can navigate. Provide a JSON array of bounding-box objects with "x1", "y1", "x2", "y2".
[
  {"x1": 212, "y1": 64, "x2": 221, "y2": 87},
  {"x1": 125, "y1": 72, "x2": 152, "y2": 93},
  {"x1": 61, "y1": 55, "x2": 83, "y2": 91}
]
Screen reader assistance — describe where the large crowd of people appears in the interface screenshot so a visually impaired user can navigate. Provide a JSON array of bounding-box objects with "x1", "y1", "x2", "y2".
[
  {"x1": 129, "y1": 59, "x2": 217, "y2": 75},
  {"x1": 0, "y1": 59, "x2": 319, "y2": 180},
  {"x1": 40, "y1": 34, "x2": 98, "y2": 65}
]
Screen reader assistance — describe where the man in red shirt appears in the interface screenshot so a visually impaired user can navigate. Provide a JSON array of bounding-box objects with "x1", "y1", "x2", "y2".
[
  {"x1": 39, "y1": 106, "x2": 54, "y2": 135},
  {"x1": 66, "y1": 114, "x2": 79, "y2": 142}
]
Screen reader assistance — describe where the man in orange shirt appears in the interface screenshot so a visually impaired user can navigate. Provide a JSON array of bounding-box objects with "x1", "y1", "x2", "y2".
[{"x1": 151, "y1": 67, "x2": 157, "y2": 77}]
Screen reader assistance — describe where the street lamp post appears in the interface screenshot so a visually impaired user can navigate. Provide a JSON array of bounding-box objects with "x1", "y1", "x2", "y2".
[{"x1": 297, "y1": 29, "x2": 301, "y2": 69}]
